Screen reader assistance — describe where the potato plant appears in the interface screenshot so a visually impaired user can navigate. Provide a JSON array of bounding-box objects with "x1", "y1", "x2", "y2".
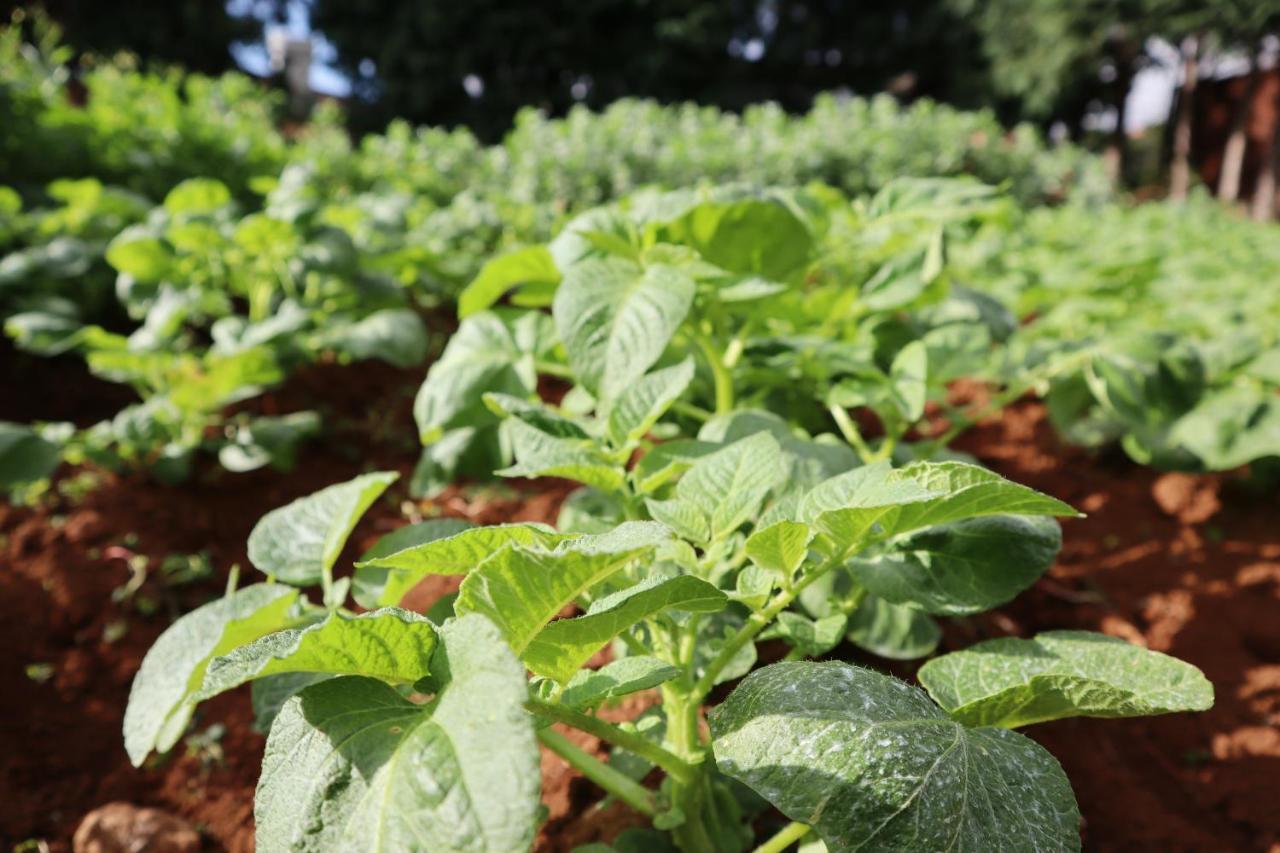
[{"x1": 125, "y1": 364, "x2": 1213, "y2": 851}]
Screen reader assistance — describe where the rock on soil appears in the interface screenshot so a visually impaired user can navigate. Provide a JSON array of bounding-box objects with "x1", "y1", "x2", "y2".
[{"x1": 72, "y1": 803, "x2": 199, "y2": 853}]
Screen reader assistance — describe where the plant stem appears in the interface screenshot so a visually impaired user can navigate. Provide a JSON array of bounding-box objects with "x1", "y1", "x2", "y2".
[
  {"x1": 827, "y1": 403, "x2": 875, "y2": 464},
  {"x1": 661, "y1": 688, "x2": 718, "y2": 853},
  {"x1": 692, "y1": 332, "x2": 734, "y2": 415},
  {"x1": 672, "y1": 400, "x2": 714, "y2": 422},
  {"x1": 534, "y1": 359, "x2": 574, "y2": 379},
  {"x1": 527, "y1": 699, "x2": 696, "y2": 783},
  {"x1": 753, "y1": 821, "x2": 812, "y2": 853},
  {"x1": 692, "y1": 552, "x2": 846, "y2": 700},
  {"x1": 537, "y1": 727, "x2": 656, "y2": 817}
]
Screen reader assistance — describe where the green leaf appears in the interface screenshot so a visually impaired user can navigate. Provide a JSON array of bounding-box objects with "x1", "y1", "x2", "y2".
[
  {"x1": 882, "y1": 461, "x2": 1080, "y2": 536},
  {"x1": 643, "y1": 497, "x2": 711, "y2": 543},
  {"x1": 677, "y1": 431, "x2": 785, "y2": 541},
  {"x1": 524, "y1": 575, "x2": 726, "y2": 683},
  {"x1": 606, "y1": 358, "x2": 696, "y2": 447},
  {"x1": 124, "y1": 584, "x2": 300, "y2": 765},
  {"x1": 851, "y1": 515, "x2": 1062, "y2": 616},
  {"x1": 711, "y1": 661, "x2": 1081, "y2": 852},
  {"x1": 106, "y1": 230, "x2": 171, "y2": 282},
  {"x1": 459, "y1": 245, "x2": 561, "y2": 318},
  {"x1": 768, "y1": 611, "x2": 847, "y2": 658},
  {"x1": 745, "y1": 520, "x2": 813, "y2": 581},
  {"x1": 800, "y1": 462, "x2": 940, "y2": 551},
  {"x1": 455, "y1": 522, "x2": 670, "y2": 654},
  {"x1": 846, "y1": 594, "x2": 941, "y2": 661},
  {"x1": 413, "y1": 312, "x2": 543, "y2": 444},
  {"x1": 354, "y1": 522, "x2": 564, "y2": 609},
  {"x1": 251, "y1": 673, "x2": 330, "y2": 733},
  {"x1": 553, "y1": 257, "x2": 695, "y2": 403},
  {"x1": 560, "y1": 656, "x2": 681, "y2": 709},
  {"x1": 163, "y1": 178, "x2": 232, "y2": 214},
  {"x1": 918, "y1": 631, "x2": 1215, "y2": 729},
  {"x1": 198, "y1": 608, "x2": 438, "y2": 701},
  {"x1": 496, "y1": 417, "x2": 626, "y2": 490},
  {"x1": 889, "y1": 341, "x2": 928, "y2": 422},
  {"x1": 255, "y1": 614, "x2": 540, "y2": 852},
  {"x1": 248, "y1": 471, "x2": 398, "y2": 586},
  {"x1": 0, "y1": 421, "x2": 62, "y2": 488},
  {"x1": 631, "y1": 439, "x2": 718, "y2": 494},
  {"x1": 322, "y1": 308, "x2": 430, "y2": 368}
]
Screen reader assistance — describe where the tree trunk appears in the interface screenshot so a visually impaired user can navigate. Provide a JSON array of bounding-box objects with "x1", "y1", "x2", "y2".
[
  {"x1": 1169, "y1": 35, "x2": 1201, "y2": 201},
  {"x1": 1104, "y1": 57, "x2": 1135, "y2": 187},
  {"x1": 1250, "y1": 90, "x2": 1280, "y2": 220},
  {"x1": 1218, "y1": 46, "x2": 1261, "y2": 203}
]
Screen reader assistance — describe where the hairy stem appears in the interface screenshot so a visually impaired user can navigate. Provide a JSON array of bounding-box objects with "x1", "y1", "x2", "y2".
[
  {"x1": 753, "y1": 821, "x2": 812, "y2": 853},
  {"x1": 527, "y1": 698, "x2": 696, "y2": 783},
  {"x1": 692, "y1": 552, "x2": 846, "y2": 700},
  {"x1": 537, "y1": 727, "x2": 656, "y2": 817}
]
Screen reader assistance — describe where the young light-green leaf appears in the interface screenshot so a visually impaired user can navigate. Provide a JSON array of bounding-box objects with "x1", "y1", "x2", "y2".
[
  {"x1": 745, "y1": 520, "x2": 813, "y2": 580},
  {"x1": 851, "y1": 515, "x2": 1062, "y2": 616},
  {"x1": 123, "y1": 583, "x2": 300, "y2": 765},
  {"x1": 711, "y1": 661, "x2": 1081, "y2": 852},
  {"x1": 197, "y1": 608, "x2": 438, "y2": 701},
  {"x1": 552, "y1": 257, "x2": 695, "y2": 403},
  {"x1": 560, "y1": 656, "x2": 682, "y2": 709},
  {"x1": 676, "y1": 431, "x2": 785, "y2": 541},
  {"x1": 918, "y1": 631, "x2": 1215, "y2": 729},
  {"x1": 524, "y1": 575, "x2": 727, "y2": 683},
  {"x1": 496, "y1": 417, "x2": 626, "y2": 490},
  {"x1": 247, "y1": 471, "x2": 398, "y2": 586},
  {"x1": 606, "y1": 358, "x2": 696, "y2": 447},
  {"x1": 455, "y1": 522, "x2": 670, "y2": 654},
  {"x1": 254, "y1": 614, "x2": 540, "y2": 852},
  {"x1": 353, "y1": 522, "x2": 567, "y2": 609}
]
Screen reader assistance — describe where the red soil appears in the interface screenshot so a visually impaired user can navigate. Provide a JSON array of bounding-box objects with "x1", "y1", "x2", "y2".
[{"x1": 1, "y1": 362, "x2": 1277, "y2": 851}]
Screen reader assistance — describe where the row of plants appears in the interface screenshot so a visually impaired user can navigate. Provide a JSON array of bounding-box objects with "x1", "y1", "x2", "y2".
[
  {"x1": 0, "y1": 15, "x2": 1111, "y2": 493},
  {"x1": 122, "y1": 192, "x2": 1215, "y2": 849}
]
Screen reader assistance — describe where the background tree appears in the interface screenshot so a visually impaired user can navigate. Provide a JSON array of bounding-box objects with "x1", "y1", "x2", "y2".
[
  {"x1": 950, "y1": 0, "x2": 1168, "y2": 186},
  {"x1": 0, "y1": 0, "x2": 250, "y2": 72},
  {"x1": 289, "y1": 0, "x2": 996, "y2": 138},
  {"x1": 1210, "y1": 1, "x2": 1280, "y2": 203}
]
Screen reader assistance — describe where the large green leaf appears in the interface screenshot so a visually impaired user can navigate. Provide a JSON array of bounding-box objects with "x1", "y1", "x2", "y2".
[
  {"x1": 552, "y1": 257, "x2": 695, "y2": 402},
  {"x1": 711, "y1": 661, "x2": 1081, "y2": 852},
  {"x1": 124, "y1": 584, "x2": 300, "y2": 765},
  {"x1": 606, "y1": 358, "x2": 695, "y2": 447},
  {"x1": 851, "y1": 515, "x2": 1062, "y2": 616},
  {"x1": 455, "y1": 522, "x2": 670, "y2": 654},
  {"x1": 918, "y1": 631, "x2": 1215, "y2": 729},
  {"x1": 255, "y1": 615, "x2": 540, "y2": 852},
  {"x1": 458, "y1": 245, "x2": 561, "y2": 318},
  {"x1": 524, "y1": 575, "x2": 726, "y2": 683},
  {"x1": 198, "y1": 608, "x2": 438, "y2": 700},
  {"x1": 354, "y1": 522, "x2": 570, "y2": 608},
  {"x1": 882, "y1": 462, "x2": 1080, "y2": 537},
  {"x1": 676, "y1": 431, "x2": 786, "y2": 541},
  {"x1": 248, "y1": 471, "x2": 398, "y2": 586}
]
